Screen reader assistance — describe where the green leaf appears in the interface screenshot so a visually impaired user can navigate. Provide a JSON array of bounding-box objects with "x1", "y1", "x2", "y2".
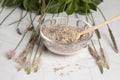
[
  {"x1": 91, "y1": 0, "x2": 103, "y2": 5},
  {"x1": 46, "y1": 0, "x2": 65, "y2": 13},
  {"x1": 75, "y1": 0, "x2": 103, "y2": 15},
  {"x1": 46, "y1": 3, "x2": 60, "y2": 13},
  {"x1": 2, "y1": 0, "x2": 8, "y2": 7},
  {"x1": 1, "y1": 0, "x2": 103, "y2": 15},
  {"x1": 23, "y1": 0, "x2": 29, "y2": 10},
  {"x1": 66, "y1": 1, "x2": 76, "y2": 15},
  {"x1": 0, "y1": 0, "x2": 2, "y2": 3},
  {"x1": 23, "y1": 0, "x2": 41, "y2": 13},
  {"x1": 59, "y1": 0, "x2": 67, "y2": 3},
  {"x1": 2, "y1": 0, "x2": 22, "y2": 7},
  {"x1": 29, "y1": 0, "x2": 41, "y2": 11},
  {"x1": 66, "y1": 0, "x2": 72, "y2": 4},
  {"x1": 39, "y1": 0, "x2": 41, "y2": 3},
  {"x1": 82, "y1": 0, "x2": 92, "y2": 3},
  {"x1": 76, "y1": 5, "x2": 91, "y2": 15},
  {"x1": 88, "y1": 3, "x2": 97, "y2": 11}
]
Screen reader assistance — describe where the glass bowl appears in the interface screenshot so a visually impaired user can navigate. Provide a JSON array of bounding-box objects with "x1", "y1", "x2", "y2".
[{"x1": 40, "y1": 17, "x2": 93, "y2": 55}]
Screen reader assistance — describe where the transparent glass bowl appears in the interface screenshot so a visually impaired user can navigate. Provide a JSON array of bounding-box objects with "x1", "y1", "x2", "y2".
[{"x1": 40, "y1": 17, "x2": 93, "y2": 55}]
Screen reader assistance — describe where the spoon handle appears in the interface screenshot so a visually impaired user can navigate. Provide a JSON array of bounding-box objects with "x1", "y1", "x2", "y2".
[{"x1": 77, "y1": 15, "x2": 120, "y2": 38}]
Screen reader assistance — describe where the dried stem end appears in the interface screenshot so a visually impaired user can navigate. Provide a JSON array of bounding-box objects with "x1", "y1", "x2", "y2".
[
  {"x1": 100, "y1": 48, "x2": 110, "y2": 69},
  {"x1": 88, "y1": 45, "x2": 104, "y2": 74},
  {"x1": 97, "y1": 59, "x2": 104, "y2": 74},
  {"x1": 108, "y1": 27, "x2": 119, "y2": 53}
]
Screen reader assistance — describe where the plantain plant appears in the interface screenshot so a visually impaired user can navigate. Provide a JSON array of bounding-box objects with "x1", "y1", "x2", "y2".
[{"x1": 0, "y1": 0, "x2": 118, "y2": 74}]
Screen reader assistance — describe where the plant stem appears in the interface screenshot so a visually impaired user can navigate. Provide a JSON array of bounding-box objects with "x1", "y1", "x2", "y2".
[
  {"x1": 87, "y1": 14, "x2": 93, "y2": 23},
  {"x1": 88, "y1": 14, "x2": 102, "y2": 48},
  {"x1": 86, "y1": 12, "x2": 104, "y2": 72},
  {"x1": 38, "y1": 0, "x2": 46, "y2": 25},
  {"x1": 14, "y1": 31, "x2": 27, "y2": 50},
  {"x1": 63, "y1": 0, "x2": 67, "y2": 12},
  {"x1": 16, "y1": 10, "x2": 23, "y2": 35},
  {"x1": 88, "y1": 45, "x2": 99, "y2": 61},
  {"x1": 85, "y1": 4, "x2": 89, "y2": 21},
  {"x1": 14, "y1": 15, "x2": 37, "y2": 50},
  {"x1": 32, "y1": 38, "x2": 41, "y2": 64},
  {"x1": 38, "y1": 42, "x2": 44, "y2": 58},
  {"x1": 97, "y1": 7, "x2": 109, "y2": 27},
  {"x1": 31, "y1": 0, "x2": 47, "y2": 67},
  {"x1": 97, "y1": 7, "x2": 118, "y2": 53},
  {"x1": 45, "y1": 0, "x2": 52, "y2": 12},
  {"x1": 87, "y1": 11, "x2": 110, "y2": 70},
  {"x1": 0, "y1": 7, "x2": 17, "y2": 27},
  {"x1": 89, "y1": 13, "x2": 95, "y2": 25},
  {"x1": 9, "y1": 11, "x2": 28, "y2": 25},
  {"x1": 85, "y1": 11, "x2": 99, "y2": 53},
  {"x1": 88, "y1": 45, "x2": 103, "y2": 74},
  {"x1": 86, "y1": 14, "x2": 101, "y2": 50},
  {"x1": 29, "y1": 12, "x2": 34, "y2": 27},
  {"x1": 87, "y1": 3, "x2": 101, "y2": 39},
  {"x1": 0, "y1": 0, "x2": 3, "y2": 5},
  {"x1": 0, "y1": 7, "x2": 4, "y2": 14},
  {"x1": 0, "y1": 0, "x2": 2, "y2": 3},
  {"x1": 75, "y1": 14, "x2": 78, "y2": 18},
  {"x1": 91, "y1": 40, "x2": 97, "y2": 53},
  {"x1": 28, "y1": 45, "x2": 34, "y2": 62},
  {"x1": 91, "y1": 14, "x2": 101, "y2": 39}
]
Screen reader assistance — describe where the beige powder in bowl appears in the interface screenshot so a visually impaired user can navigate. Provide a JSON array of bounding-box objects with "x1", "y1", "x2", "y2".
[
  {"x1": 42, "y1": 24, "x2": 90, "y2": 44},
  {"x1": 40, "y1": 17, "x2": 93, "y2": 55}
]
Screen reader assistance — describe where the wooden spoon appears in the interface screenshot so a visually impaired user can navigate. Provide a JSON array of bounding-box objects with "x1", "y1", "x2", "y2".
[{"x1": 76, "y1": 15, "x2": 120, "y2": 40}]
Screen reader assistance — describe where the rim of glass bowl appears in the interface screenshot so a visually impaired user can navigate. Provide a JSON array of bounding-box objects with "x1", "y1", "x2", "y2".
[{"x1": 40, "y1": 17, "x2": 93, "y2": 46}]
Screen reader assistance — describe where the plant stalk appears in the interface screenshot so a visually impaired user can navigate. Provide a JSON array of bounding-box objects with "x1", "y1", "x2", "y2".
[
  {"x1": 97, "y1": 7, "x2": 118, "y2": 53},
  {"x1": 9, "y1": 11, "x2": 28, "y2": 25},
  {"x1": 0, "y1": 7, "x2": 17, "y2": 27},
  {"x1": 0, "y1": 7, "x2": 4, "y2": 14},
  {"x1": 14, "y1": 15, "x2": 37, "y2": 50}
]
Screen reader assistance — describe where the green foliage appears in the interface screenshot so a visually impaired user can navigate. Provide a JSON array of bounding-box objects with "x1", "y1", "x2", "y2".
[
  {"x1": 46, "y1": 0, "x2": 103, "y2": 15},
  {"x1": 23, "y1": 0, "x2": 29, "y2": 10},
  {"x1": 82, "y1": 0, "x2": 93, "y2": 3},
  {"x1": 23, "y1": 0, "x2": 41, "y2": 11},
  {"x1": 2, "y1": 0, "x2": 23, "y2": 7},
  {"x1": 66, "y1": 0, "x2": 78, "y2": 15},
  {"x1": 1, "y1": 0, "x2": 103, "y2": 15},
  {"x1": 22, "y1": 0, "x2": 41, "y2": 14}
]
